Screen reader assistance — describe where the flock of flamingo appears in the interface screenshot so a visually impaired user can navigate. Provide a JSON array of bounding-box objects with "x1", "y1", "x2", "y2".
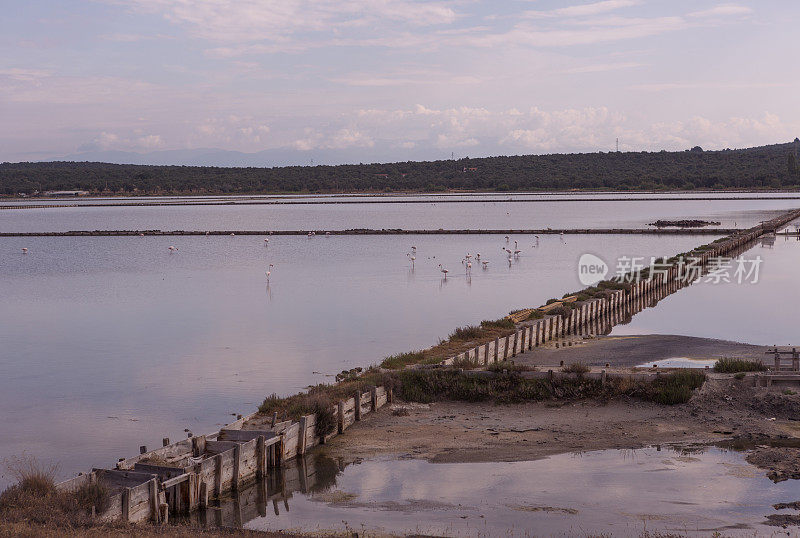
[{"x1": 17, "y1": 231, "x2": 568, "y2": 284}]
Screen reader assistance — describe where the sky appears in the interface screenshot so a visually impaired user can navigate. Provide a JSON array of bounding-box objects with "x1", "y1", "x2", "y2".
[{"x1": 1, "y1": 0, "x2": 799, "y2": 165}]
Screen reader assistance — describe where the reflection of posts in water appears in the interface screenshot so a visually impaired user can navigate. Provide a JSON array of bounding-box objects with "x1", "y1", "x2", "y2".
[{"x1": 196, "y1": 454, "x2": 345, "y2": 528}]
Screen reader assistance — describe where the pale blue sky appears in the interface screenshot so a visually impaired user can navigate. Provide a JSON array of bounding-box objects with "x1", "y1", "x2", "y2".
[{"x1": 1, "y1": 1, "x2": 798, "y2": 164}]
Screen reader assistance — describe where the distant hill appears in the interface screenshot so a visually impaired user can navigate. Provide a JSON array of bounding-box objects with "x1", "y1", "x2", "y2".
[{"x1": 3, "y1": 140, "x2": 800, "y2": 196}]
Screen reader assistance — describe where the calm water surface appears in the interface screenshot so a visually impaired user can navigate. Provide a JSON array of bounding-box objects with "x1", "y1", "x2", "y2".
[
  {"x1": 612, "y1": 225, "x2": 800, "y2": 346},
  {"x1": 220, "y1": 447, "x2": 800, "y2": 536},
  {"x1": 3, "y1": 194, "x2": 799, "y2": 232},
  {"x1": 0, "y1": 233, "x2": 705, "y2": 486}
]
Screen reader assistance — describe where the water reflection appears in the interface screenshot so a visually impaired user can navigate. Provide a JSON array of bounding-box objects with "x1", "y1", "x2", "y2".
[
  {"x1": 3, "y1": 195, "x2": 799, "y2": 232},
  {"x1": 190, "y1": 447, "x2": 800, "y2": 536},
  {"x1": 612, "y1": 222, "x2": 800, "y2": 345}
]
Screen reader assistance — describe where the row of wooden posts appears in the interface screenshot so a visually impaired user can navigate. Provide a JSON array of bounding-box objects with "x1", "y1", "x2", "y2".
[
  {"x1": 55, "y1": 386, "x2": 390, "y2": 523},
  {"x1": 441, "y1": 209, "x2": 800, "y2": 368},
  {"x1": 54, "y1": 208, "x2": 800, "y2": 524}
]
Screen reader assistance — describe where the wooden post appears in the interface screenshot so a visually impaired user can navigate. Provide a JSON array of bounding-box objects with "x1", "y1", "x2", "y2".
[
  {"x1": 214, "y1": 454, "x2": 223, "y2": 497},
  {"x1": 162, "y1": 437, "x2": 170, "y2": 447},
  {"x1": 188, "y1": 473, "x2": 198, "y2": 513},
  {"x1": 232, "y1": 444, "x2": 241, "y2": 491},
  {"x1": 199, "y1": 481, "x2": 208, "y2": 509},
  {"x1": 371, "y1": 387, "x2": 378, "y2": 411},
  {"x1": 337, "y1": 401, "x2": 345, "y2": 433},
  {"x1": 494, "y1": 337, "x2": 500, "y2": 362},
  {"x1": 256, "y1": 435, "x2": 266, "y2": 479},
  {"x1": 271, "y1": 411, "x2": 278, "y2": 428},
  {"x1": 298, "y1": 416, "x2": 308, "y2": 455},
  {"x1": 140, "y1": 445, "x2": 147, "y2": 455},
  {"x1": 354, "y1": 392, "x2": 362, "y2": 421},
  {"x1": 484, "y1": 343, "x2": 489, "y2": 364},
  {"x1": 503, "y1": 336, "x2": 510, "y2": 360},
  {"x1": 515, "y1": 330, "x2": 521, "y2": 356},
  {"x1": 794, "y1": 348, "x2": 799, "y2": 372},
  {"x1": 149, "y1": 479, "x2": 160, "y2": 522},
  {"x1": 122, "y1": 487, "x2": 131, "y2": 522}
]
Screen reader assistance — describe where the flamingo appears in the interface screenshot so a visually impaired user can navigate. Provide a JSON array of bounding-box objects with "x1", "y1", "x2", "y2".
[
  {"x1": 438, "y1": 264, "x2": 449, "y2": 278},
  {"x1": 264, "y1": 238, "x2": 269, "y2": 245},
  {"x1": 482, "y1": 260, "x2": 489, "y2": 269},
  {"x1": 21, "y1": 247, "x2": 28, "y2": 254},
  {"x1": 476, "y1": 253, "x2": 481, "y2": 259},
  {"x1": 466, "y1": 261, "x2": 472, "y2": 274},
  {"x1": 505, "y1": 236, "x2": 510, "y2": 243},
  {"x1": 266, "y1": 263, "x2": 274, "y2": 281},
  {"x1": 168, "y1": 246, "x2": 178, "y2": 252},
  {"x1": 411, "y1": 246, "x2": 417, "y2": 252}
]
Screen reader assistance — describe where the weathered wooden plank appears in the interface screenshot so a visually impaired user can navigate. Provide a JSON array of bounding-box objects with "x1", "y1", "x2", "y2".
[{"x1": 218, "y1": 429, "x2": 279, "y2": 443}]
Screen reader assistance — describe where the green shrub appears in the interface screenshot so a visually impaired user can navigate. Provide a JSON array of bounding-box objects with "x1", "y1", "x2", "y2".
[
  {"x1": 713, "y1": 357, "x2": 767, "y2": 373},
  {"x1": 481, "y1": 318, "x2": 515, "y2": 330},
  {"x1": 449, "y1": 325, "x2": 482, "y2": 341},
  {"x1": 650, "y1": 371, "x2": 706, "y2": 405},
  {"x1": 381, "y1": 350, "x2": 426, "y2": 369},
  {"x1": 561, "y1": 362, "x2": 590, "y2": 374},
  {"x1": 549, "y1": 306, "x2": 571, "y2": 318}
]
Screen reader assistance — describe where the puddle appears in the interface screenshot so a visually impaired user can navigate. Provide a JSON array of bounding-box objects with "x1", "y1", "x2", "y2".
[
  {"x1": 634, "y1": 357, "x2": 718, "y2": 369},
  {"x1": 186, "y1": 446, "x2": 800, "y2": 536}
]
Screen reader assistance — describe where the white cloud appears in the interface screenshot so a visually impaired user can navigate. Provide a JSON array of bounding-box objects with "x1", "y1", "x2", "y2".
[
  {"x1": 137, "y1": 134, "x2": 165, "y2": 148},
  {"x1": 525, "y1": 0, "x2": 642, "y2": 19},
  {"x1": 108, "y1": 0, "x2": 458, "y2": 44},
  {"x1": 688, "y1": 5, "x2": 753, "y2": 18},
  {"x1": 562, "y1": 61, "x2": 644, "y2": 74}
]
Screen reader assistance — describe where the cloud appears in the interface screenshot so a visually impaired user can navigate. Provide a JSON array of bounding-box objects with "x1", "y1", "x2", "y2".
[
  {"x1": 688, "y1": 5, "x2": 753, "y2": 18},
  {"x1": 137, "y1": 134, "x2": 164, "y2": 148},
  {"x1": 562, "y1": 61, "x2": 644, "y2": 74},
  {"x1": 525, "y1": 0, "x2": 642, "y2": 19},
  {"x1": 108, "y1": 0, "x2": 458, "y2": 44}
]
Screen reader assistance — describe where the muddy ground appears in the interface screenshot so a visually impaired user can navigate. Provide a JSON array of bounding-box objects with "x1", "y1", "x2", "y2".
[
  {"x1": 513, "y1": 333, "x2": 765, "y2": 369},
  {"x1": 324, "y1": 376, "x2": 800, "y2": 465},
  {"x1": 324, "y1": 335, "x2": 800, "y2": 483}
]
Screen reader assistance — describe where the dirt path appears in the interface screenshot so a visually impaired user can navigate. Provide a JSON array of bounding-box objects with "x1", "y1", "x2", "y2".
[{"x1": 513, "y1": 334, "x2": 764, "y2": 369}]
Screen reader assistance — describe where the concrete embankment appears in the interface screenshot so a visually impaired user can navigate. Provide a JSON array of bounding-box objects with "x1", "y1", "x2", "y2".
[
  {"x1": 1, "y1": 227, "x2": 739, "y2": 237},
  {"x1": 52, "y1": 207, "x2": 800, "y2": 525}
]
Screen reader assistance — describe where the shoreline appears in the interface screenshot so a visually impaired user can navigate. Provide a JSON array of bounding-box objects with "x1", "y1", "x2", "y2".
[{"x1": 0, "y1": 227, "x2": 738, "y2": 237}]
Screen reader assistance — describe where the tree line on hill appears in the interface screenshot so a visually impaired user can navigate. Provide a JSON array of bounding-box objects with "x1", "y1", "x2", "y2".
[{"x1": 2, "y1": 140, "x2": 800, "y2": 196}]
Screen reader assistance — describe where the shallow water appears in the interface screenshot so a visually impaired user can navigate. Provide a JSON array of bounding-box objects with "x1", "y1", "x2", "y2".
[
  {"x1": 3, "y1": 193, "x2": 799, "y2": 232},
  {"x1": 198, "y1": 446, "x2": 800, "y2": 536},
  {"x1": 635, "y1": 358, "x2": 719, "y2": 369},
  {"x1": 0, "y1": 233, "x2": 705, "y2": 487},
  {"x1": 612, "y1": 227, "x2": 800, "y2": 346}
]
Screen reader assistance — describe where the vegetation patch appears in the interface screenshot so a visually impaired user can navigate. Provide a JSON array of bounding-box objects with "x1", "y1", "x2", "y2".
[
  {"x1": 0, "y1": 457, "x2": 109, "y2": 529},
  {"x1": 449, "y1": 325, "x2": 483, "y2": 341},
  {"x1": 714, "y1": 357, "x2": 767, "y2": 373},
  {"x1": 561, "y1": 362, "x2": 590, "y2": 375},
  {"x1": 393, "y1": 369, "x2": 706, "y2": 406},
  {"x1": 647, "y1": 371, "x2": 707, "y2": 405}
]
